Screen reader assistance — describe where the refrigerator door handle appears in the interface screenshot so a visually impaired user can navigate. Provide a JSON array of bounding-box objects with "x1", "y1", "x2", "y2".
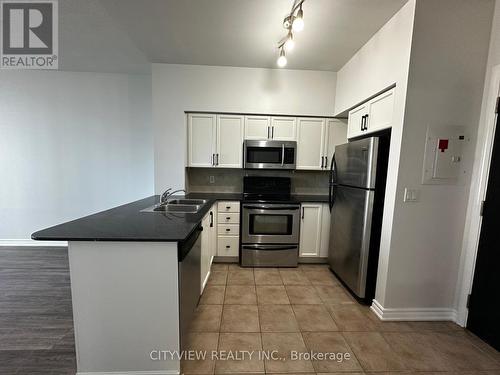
[{"x1": 328, "y1": 152, "x2": 336, "y2": 210}]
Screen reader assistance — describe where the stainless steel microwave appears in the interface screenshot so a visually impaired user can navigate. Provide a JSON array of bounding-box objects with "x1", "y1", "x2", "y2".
[{"x1": 243, "y1": 140, "x2": 297, "y2": 170}]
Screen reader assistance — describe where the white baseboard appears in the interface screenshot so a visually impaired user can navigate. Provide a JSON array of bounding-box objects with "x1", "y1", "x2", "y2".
[
  {"x1": 0, "y1": 239, "x2": 68, "y2": 247},
  {"x1": 77, "y1": 371, "x2": 179, "y2": 375},
  {"x1": 371, "y1": 299, "x2": 457, "y2": 322}
]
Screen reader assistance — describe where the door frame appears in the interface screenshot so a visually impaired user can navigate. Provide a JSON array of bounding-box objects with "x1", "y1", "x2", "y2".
[{"x1": 456, "y1": 64, "x2": 500, "y2": 326}]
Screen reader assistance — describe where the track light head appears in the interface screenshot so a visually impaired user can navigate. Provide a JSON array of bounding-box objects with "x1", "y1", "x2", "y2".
[
  {"x1": 277, "y1": 48, "x2": 287, "y2": 68},
  {"x1": 292, "y1": 5, "x2": 304, "y2": 32}
]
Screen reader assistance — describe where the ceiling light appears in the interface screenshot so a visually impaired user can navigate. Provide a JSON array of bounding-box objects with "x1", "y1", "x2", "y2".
[
  {"x1": 277, "y1": 49, "x2": 287, "y2": 68},
  {"x1": 292, "y1": 5, "x2": 304, "y2": 32},
  {"x1": 284, "y1": 32, "x2": 295, "y2": 51}
]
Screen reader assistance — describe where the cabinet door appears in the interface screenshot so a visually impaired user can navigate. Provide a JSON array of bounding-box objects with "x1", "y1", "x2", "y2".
[
  {"x1": 201, "y1": 212, "x2": 212, "y2": 291},
  {"x1": 347, "y1": 105, "x2": 368, "y2": 139},
  {"x1": 217, "y1": 115, "x2": 244, "y2": 168},
  {"x1": 299, "y1": 204, "x2": 323, "y2": 257},
  {"x1": 324, "y1": 119, "x2": 348, "y2": 168},
  {"x1": 367, "y1": 88, "x2": 395, "y2": 133},
  {"x1": 271, "y1": 117, "x2": 297, "y2": 141},
  {"x1": 244, "y1": 116, "x2": 271, "y2": 140},
  {"x1": 210, "y1": 205, "x2": 217, "y2": 260},
  {"x1": 319, "y1": 203, "x2": 331, "y2": 258},
  {"x1": 188, "y1": 114, "x2": 216, "y2": 167},
  {"x1": 296, "y1": 118, "x2": 325, "y2": 170}
]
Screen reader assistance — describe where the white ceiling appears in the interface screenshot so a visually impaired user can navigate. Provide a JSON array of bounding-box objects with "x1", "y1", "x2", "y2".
[{"x1": 57, "y1": 0, "x2": 407, "y2": 73}]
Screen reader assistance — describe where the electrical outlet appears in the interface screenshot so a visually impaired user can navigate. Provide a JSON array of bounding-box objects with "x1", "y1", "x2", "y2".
[
  {"x1": 404, "y1": 188, "x2": 419, "y2": 202},
  {"x1": 209, "y1": 175, "x2": 215, "y2": 184}
]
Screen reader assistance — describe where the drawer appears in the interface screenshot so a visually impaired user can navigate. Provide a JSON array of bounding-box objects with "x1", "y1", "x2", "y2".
[
  {"x1": 217, "y1": 236, "x2": 239, "y2": 257},
  {"x1": 218, "y1": 224, "x2": 239, "y2": 236},
  {"x1": 217, "y1": 201, "x2": 240, "y2": 213},
  {"x1": 217, "y1": 212, "x2": 240, "y2": 224}
]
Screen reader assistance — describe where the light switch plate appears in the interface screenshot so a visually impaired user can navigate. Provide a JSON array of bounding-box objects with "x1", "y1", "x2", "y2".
[{"x1": 404, "y1": 188, "x2": 419, "y2": 202}]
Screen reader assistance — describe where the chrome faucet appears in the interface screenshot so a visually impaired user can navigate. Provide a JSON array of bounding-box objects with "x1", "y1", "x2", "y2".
[{"x1": 160, "y1": 188, "x2": 186, "y2": 205}]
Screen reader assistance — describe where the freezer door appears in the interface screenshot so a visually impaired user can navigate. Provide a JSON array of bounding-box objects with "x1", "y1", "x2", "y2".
[
  {"x1": 328, "y1": 186, "x2": 374, "y2": 298},
  {"x1": 335, "y1": 137, "x2": 379, "y2": 189}
]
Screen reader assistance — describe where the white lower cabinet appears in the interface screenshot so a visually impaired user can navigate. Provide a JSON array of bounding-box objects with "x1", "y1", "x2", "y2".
[
  {"x1": 216, "y1": 201, "x2": 240, "y2": 258},
  {"x1": 201, "y1": 204, "x2": 217, "y2": 292},
  {"x1": 299, "y1": 203, "x2": 331, "y2": 258}
]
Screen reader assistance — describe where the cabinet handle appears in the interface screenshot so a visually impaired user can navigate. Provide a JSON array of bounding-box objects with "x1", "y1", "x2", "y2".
[
  {"x1": 325, "y1": 156, "x2": 328, "y2": 169},
  {"x1": 212, "y1": 154, "x2": 214, "y2": 166},
  {"x1": 226, "y1": 245, "x2": 231, "y2": 249},
  {"x1": 364, "y1": 114, "x2": 369, "y2": 131},
  {"x1": 226, "y1": 206, "x2": 231, "y2": 209},
  {"x1": 226, "y1": 217, "x2": 231, "y2": 220},
  {"x1": 360, "y1": 116, "x2": 365, "y2": 132},
  {"x1": 321, "y1": 156, "x2": 324, "y2": 169},
  {"x1": 267, "y1": 126, "x2": 270, "y2": 139},
  {"x1": 301, "y1": 207, "x2": 305, "y2": 219},
  {"x1": 226, "y1": 228, "x2": 230, "y2": 232},
  {"x1": 209, "y1": 211, "x2": 213, "y2": 227},
  {"x1": 272, "y1": 126, "x2": 274, "y2": 139},
  {"x1": 216, "y1": 153, "x2": 219, "y2": 166}
]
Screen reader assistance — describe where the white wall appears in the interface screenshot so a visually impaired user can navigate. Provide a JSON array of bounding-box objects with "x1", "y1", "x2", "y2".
[
  {"x1": 381, "y1": 0, "x2": 494, "y2": 311},
  {"x1": 0, "y1": 70, "x2": 154, "y2": 241},
  {"x1": 152, "y1": 64, "x2": 337, "y2": 192},
  {"x1": 334, "y1": 1, "x2": 416, "y2": 309},
  {"x1": 334, "y1": 0, "x2": 416, "y2": 116},
  {"x1": 456, "y1": 0, "x2": 500, "y2": 324}
]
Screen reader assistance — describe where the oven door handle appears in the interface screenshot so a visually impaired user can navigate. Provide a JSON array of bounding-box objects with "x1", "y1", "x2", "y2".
[
  {"x1": 243, "y1": 205, "x2": 299, "y2": 210},
  {"x1": 242, "y1": 245, "x2": 298, "y2": 251}
]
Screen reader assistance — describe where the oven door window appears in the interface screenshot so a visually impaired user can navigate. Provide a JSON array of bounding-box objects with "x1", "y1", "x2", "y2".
[
  {"x1": 249, "y1": 214, "x2": 293, "y2": 235},
  {"x1": 246, "y1": 147, "x2": 282, "y2": 164}
]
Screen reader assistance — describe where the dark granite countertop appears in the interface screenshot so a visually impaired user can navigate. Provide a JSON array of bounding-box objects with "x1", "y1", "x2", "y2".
[{"x1": 31, "y1": 193, "x2": 329, "y2": 243}]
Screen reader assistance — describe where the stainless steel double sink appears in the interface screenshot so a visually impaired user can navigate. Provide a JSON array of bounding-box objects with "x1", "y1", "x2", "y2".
[{"x1": 142, "y1": 198, "x2": 208, "y2": 214}]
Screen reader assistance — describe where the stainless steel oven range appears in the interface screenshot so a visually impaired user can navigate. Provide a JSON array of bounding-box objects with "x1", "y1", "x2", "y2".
[{"x1": 240, "y1": 176, "x2": 300, "y2": 267}]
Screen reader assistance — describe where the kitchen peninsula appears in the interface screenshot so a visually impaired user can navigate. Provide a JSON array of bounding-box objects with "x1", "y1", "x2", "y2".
[{"x1": 32, "y1": 192, "x2": 329, "y2": 374}]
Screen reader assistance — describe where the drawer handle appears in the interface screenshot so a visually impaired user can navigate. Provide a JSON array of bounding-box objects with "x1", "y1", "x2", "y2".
[
  {"x1": 226, "y1": 217, "x2": 231, "y2": 220},
  {"x1": 226, "y1": 245, "x2": 230, "y2": 248},
  {"x1": 225, "y1": 228, "x2": 230, "y2": 232},
  {"x1": 226, "y1": 206, "x2": 231, "y2": 209}
]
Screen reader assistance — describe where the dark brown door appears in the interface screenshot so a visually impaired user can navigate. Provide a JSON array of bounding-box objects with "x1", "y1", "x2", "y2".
[{"x1": 467, "y1": 97, "x2": 500, "y2": 351}]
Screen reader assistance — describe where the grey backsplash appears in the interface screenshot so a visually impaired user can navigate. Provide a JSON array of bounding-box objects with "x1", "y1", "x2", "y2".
[{"x1": 186, "y1": 168, "x2": 329, "y2": 195}]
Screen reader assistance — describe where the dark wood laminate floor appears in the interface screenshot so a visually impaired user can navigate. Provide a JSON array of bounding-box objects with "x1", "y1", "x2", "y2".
[{"x1": 0, "y1": 247, "x2": 76, "y2": 374}]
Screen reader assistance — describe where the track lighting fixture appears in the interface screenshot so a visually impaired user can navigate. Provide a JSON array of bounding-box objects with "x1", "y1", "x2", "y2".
[{"x1": 276, "y1": 1, "x2": 305, "y2": 68}]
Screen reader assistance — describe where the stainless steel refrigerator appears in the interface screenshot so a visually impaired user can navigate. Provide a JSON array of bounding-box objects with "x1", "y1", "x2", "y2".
[{"x1": 328, "y1": 136, "x2": 389, "y2": 303}]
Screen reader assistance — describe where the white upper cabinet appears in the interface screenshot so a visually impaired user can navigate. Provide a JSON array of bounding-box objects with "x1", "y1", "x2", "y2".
[
  {"x1": 244, "y1": 116, "x2": 271, "y2": 140},
  {"x1": 367, "y1": 88, "x2": 395, "y2": 133},
  {"x1": 299, "y1": 204, "x2": 323, "y2": 257},
  {"x1": 188, "y1": 114, "x2": 216, "y2": 167},
  {"x1": 296, "y1": 118, "x2": 326, "y2": 170},
  {"x1": 270, "y1": 117, "x2": 297, "y2": 141},
  {"x1": 347, "y1": 88, "x2": 395, "y2": 139},
  {"x1": 188, "y1": 113, "x2": 347, "y2": 170},
  {"x1": 347, "y1": 104, "x2": 369, "y2": 139},
  {"x1": 217, "y1": 115, "x2": 244, "y2": 168},
  {"x1": 323, "y1": 119, "x2": 348, "y2": 169},
  {"x1": 188, "y1": 113, "x2": 243, "y2": 168}
]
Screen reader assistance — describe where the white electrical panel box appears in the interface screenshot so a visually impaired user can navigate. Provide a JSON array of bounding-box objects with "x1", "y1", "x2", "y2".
[{"x1": 422, "y1": 125, "x2": 466, "y2": 185}]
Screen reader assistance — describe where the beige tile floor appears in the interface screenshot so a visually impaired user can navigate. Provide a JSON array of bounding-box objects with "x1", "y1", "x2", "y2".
[{"x1": 183, "y1": 263, "x2": 500, "y2": 375}]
